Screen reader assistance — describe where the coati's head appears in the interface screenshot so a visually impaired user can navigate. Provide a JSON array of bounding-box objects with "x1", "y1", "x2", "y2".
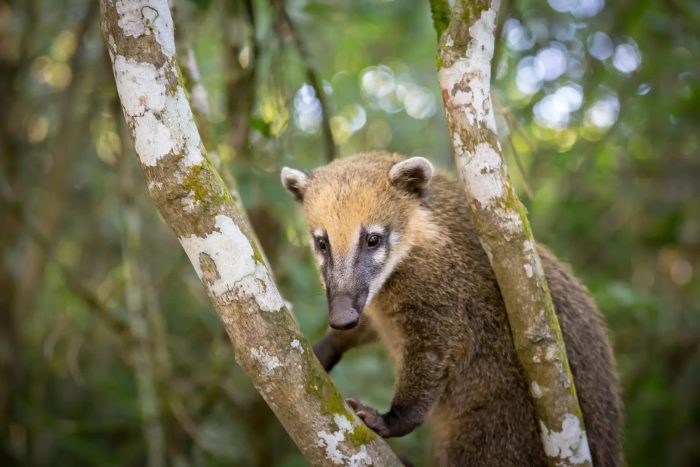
[{"x1": 281, "y1": 153, "x2": 440, "y2": 330}]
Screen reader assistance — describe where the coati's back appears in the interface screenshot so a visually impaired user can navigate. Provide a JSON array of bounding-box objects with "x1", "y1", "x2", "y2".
[
  {"x1": 281, "y1": 152, "x2": 623, "y2": 466},
  {"x1": 378, "y1": 160, "x2": 622, "y2": 466},
  {"x1": 409, "y1": 168, "x2": 623, "y2": 466}
]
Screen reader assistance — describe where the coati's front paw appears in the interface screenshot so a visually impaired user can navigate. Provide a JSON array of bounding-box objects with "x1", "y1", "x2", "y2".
[{"x1": 346, "y1": 398, "x2": 392, "y2": 437}]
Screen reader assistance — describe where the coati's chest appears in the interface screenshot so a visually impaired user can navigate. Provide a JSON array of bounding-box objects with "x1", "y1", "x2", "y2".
[{"x1": 364, "y1": 299, "x2": 405, "y2": 371}]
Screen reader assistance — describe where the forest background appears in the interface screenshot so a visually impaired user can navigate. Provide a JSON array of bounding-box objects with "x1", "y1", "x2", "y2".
[{"x1": 1, "y1": 0, "x2": 698, "y2": 466}]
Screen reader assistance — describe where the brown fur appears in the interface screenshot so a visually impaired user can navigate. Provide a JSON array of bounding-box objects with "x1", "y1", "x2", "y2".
[{"x1": 293, "y1": 153, "x2": 623, "y2": 466}]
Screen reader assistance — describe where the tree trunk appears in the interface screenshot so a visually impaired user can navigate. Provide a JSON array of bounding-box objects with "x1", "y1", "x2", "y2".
[
  {"x1": 434, "y1": 1, "x2": 593, "y2": 466},
  {"x1": 99, "y1": 1, "x2": 401, "y2": 465}
]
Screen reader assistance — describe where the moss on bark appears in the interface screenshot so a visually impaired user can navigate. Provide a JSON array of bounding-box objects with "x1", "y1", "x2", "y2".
[
  {"x1": 436, "y1": 1, "x2": 592, "y2": 466},
  {"x1": 100, "y1": 1, "x2": 400, "y2": 465}
]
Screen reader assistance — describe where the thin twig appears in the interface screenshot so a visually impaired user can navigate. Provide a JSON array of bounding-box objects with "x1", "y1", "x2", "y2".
[
  {"x1": 504, "y1": 130, "x2": 534, "y2": 200},
  {"x1": 274, "y1": 0, "x2": 337, "y2": 162},
  {"x1": 493, "y1": 96, "x2": 535, "y2": 199},
  {"x1": 501, "y1": 103, "x2": 537, "y2": 153}
]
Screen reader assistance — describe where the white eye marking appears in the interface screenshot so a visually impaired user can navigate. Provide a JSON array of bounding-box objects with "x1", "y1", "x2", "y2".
[
  {"x1": 373, "y1": 248, "x2": 387, "y2": 264},
  {"x1": 366, "y1": 241, "x2": 409, "y2": 307},
  {"x1": 309, "y1": 232, "x2": 326, "y2": 279},
  {"x1": 364, "y1": 228, "x2": 408, "y2": 307},
  {"x1": 389, "y1": 231, "x2": 401, "y2": 245},
  {"x1": 366, "y1": 224, "x2": 384, "y2": 236}
]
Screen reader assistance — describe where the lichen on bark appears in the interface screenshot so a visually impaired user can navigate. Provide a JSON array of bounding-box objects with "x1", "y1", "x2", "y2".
[
  {"x1": 433, "y1": 0, "x2": 593, "y2": 465},
  {"x1": 100, "y1": 1, "x2": 401, "y2": 465}
]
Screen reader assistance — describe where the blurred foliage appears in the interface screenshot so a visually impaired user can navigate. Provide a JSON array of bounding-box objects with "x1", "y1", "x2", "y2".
[{"x1": 0, "y1": 0, "x2": 698, "y2": 466}]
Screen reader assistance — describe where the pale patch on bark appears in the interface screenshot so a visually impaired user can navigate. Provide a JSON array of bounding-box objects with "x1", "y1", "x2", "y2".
[
  {"x1": 525, "y1": 308, "x2": 552, "y2": 346},
  {"x1": 179, "y1": 215, "x2": 284, "y2": 312},
  {"x1": 113, "y1": 56, "x2": 204, "y2": 167},
  {"x1": 317, "y1": 414, "x2": 373, "y2": 466},
  {"x1": 291, "y1": 339, "x2": 304, "y2": 353},
  {"x1": 438, "y1": 3, "x2": 499, "y2": 133},
  {"x1": 250, "y1": 347, "x2": 282, "y2": 376},
  {"x1": 463, "y1": 142, "x2": 504, "y2": 207},
  {"x1": 113, "y1": 56, "x2": 167, "y2": 114},
  {"x1": 116, "y1": 0, "x2": 175, "y2": 57},
  {"x1": 498, "y1": 208, "x2": 523, "y2": 236},
  {"x1": 166, "y1": 87, "x2": 205, "y2": 166},
  {"x1": 147, "y1": 180, "x2": 163, "y2": 191},
  {"x1": 108, "y1": 34, "x2": 117, "y2": 54},
  {"x1": 523, "y1": 240, "x2": 540, "y2": 263},
  {"x1": 133, "y1": 112, "x2": 173, "y2": 165},
  {"x1": 180, "y1": 192, "x2": 196, "y2": 213},
  {"x1": 531, "y1": 381, "x2": 544, "y2": 398},
  {"x1": 539, "y1": 415, "x2": 592, "y2": 465}
]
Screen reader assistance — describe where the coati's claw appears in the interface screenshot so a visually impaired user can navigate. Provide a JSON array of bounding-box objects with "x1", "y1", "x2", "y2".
[{"x1": 346, "y1": 398, "x2": 392, "y2": 437}]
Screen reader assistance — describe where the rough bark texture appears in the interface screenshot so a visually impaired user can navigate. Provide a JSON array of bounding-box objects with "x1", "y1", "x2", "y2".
[
  {"x1": 99, "y1": 1, "x2": 401, "y2": 466},
  {"x1": 435, "y1": 1, "x2": 593, "y2": 465}
]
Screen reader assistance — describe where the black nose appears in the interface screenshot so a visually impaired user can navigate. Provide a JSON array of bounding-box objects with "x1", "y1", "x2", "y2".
[{"x1": 329, "y1": 296, "x2": 360, "y2": 330}]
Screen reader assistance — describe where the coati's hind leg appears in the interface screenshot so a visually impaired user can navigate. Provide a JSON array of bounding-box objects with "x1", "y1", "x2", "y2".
[
  {"x1": 313, "y1": 314, "x2": 377, "y2": 371},
  {"x1": 430, "y1": 395, "x2": 546, "y2": 467}
]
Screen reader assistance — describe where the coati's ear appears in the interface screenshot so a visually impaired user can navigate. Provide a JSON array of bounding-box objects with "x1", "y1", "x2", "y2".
[
  {"x1": 280, "y1": 167, "x2": 311, "y2": 202},
  {"x1": 389, "y1": 157, "x2": 434, "y2": 194}
]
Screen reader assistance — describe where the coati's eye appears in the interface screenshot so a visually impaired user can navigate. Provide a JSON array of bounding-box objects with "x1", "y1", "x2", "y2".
[
  {"x1": 317, "y1": 237, "x2": 328, "y2": 253},
  {"x1": 367, "y1": 234, "x2": 382, "y2": 249}
]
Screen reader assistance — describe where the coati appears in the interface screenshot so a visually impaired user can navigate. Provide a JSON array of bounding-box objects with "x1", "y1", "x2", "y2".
[{"x1": 281, "y1": 152, "x2": 622, "y2": 466}]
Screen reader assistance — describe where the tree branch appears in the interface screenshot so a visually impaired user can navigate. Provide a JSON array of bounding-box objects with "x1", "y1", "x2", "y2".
[
  {"x1": 99, "y1": 1, "x2": 400, "y2": 465},
  {"x1": 173, "y1": 1, "x2": 273, "y2": 272},
  {"x1": 434, "y1": 1, "x2": 592, "y2": 465}
]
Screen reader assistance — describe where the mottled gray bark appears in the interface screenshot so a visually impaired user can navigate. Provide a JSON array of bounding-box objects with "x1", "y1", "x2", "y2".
[
  {"x1": 434, "y1": 0, "x2": 593, "y2": 465},
  {"x1": 99, "y1": 1, "x2": 401, "y2": 465}
]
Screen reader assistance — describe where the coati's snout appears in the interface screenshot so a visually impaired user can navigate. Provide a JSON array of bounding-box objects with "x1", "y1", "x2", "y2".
[
  {"x1": 280, "y1": 153, "x2": 435, "y2": 330},
  {"x1": 328, "y1": 295, "x2": 361, "y2": 330},
  {"x1": 321, "y1": 243, "x2": 372, "y2": 329}
]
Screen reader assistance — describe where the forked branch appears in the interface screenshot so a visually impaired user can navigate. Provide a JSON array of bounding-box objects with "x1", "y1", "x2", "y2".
[{"x1": 99, "y1": 1, "x2": 400, "y2": 465}]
